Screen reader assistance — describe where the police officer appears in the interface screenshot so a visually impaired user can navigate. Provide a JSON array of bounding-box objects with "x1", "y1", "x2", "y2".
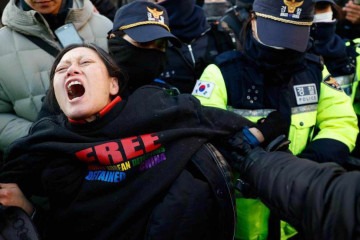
[
  {"x1": 311, "y1": 0, "x2": 356, "y2": 96},
  {"x1": 192, "y1": 0, "x2": 358, "y2": 238}
]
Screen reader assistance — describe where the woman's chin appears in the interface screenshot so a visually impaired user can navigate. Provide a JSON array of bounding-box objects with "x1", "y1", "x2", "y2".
[{"x1": 65, "y1": 110, "x2": 91, "y2": 121}]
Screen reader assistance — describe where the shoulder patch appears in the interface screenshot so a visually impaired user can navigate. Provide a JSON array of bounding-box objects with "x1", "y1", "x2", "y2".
[
  {"x1": 323, "y1": 76, "x2": 342, "y2": 91},
  {"x1": 293, "y1": 83, "x2": 318, "y2": 105},
  {"x1": 192, "y1": 80, "x2": 215, "y2": 99}
]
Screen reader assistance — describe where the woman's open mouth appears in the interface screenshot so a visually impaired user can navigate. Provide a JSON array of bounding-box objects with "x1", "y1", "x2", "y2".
[{"x1": 67, "y1": 80, "x2": 85, "y2": 100}]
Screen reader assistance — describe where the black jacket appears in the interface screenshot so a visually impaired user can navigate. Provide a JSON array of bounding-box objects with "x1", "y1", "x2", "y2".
[
  {"x1": 158, "y1": 0, "x2": 234, "y2": 94},
  {"x1": 1, "y1": 86, "x2": 252, "y2": 240},
  {"x1": 310, "y1": 21, "x2": 356, "y2": 77},
  {"x1": 240, "y1": 149, "x2": 360, "y2": 240}
]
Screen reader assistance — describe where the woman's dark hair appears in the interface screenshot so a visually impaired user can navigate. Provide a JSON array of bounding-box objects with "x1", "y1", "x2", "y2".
[
  {"x1": 238, "y1": 12, "x2": 254, "y2": 51},
  {"x1": 44, "y1": 43, "x2": 128, "y2": 115}
]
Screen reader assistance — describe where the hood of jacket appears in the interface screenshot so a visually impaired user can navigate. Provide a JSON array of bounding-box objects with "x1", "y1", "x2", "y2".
[
  {"x1": 159, "y1": 0, "x2": 209, "y2": 43},
  {"x1": 2, "y1": 0, "x2": 92, "y2": 39}
]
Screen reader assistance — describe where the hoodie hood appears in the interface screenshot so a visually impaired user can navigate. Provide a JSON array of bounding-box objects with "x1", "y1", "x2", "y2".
[{"x1": 159, "y1": 0, "x2": 209, "y2": 43}]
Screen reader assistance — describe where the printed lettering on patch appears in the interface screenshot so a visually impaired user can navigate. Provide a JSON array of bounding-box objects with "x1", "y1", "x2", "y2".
[
  {"x1": 192, "y1": 80, "x2": 215, "y2": 98},
  {"x1": 293, "y1": 83, "x2": 318, "y2": 105}
]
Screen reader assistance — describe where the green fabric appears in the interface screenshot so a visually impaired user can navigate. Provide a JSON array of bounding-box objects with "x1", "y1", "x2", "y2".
[
  {"x1": 352, "y1": 39, "x2": 360, "y2": 114},
  {"x1": 194, "y1": 64, "x2": 228, "y2": 110},
  {"x1": 280, "y1": 222, "x2": 298, "y2": 239},
  {"x1": 235, "y1": 198, "x2": 270, "y2": 240}
]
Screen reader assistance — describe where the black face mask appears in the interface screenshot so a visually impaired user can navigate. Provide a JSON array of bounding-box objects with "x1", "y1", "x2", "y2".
[
  {"x1": 244, "y1": 31, "x2": 305, "y2": 70},
  {"x1": 108, "y1": 36, "x2": 167, "y2": 93},
  {"x1": 243, "y1": 31, "x2": 306, "y2": 85}
]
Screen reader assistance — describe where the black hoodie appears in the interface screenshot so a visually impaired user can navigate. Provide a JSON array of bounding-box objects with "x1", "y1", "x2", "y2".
[{"x1": 1, "y1": 86, "x2": 252, "y2": 240}]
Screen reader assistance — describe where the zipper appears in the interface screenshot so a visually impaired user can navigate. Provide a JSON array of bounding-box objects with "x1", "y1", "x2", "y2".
[{"x1": 187, "y1": 44, "x2": 196, "y2": 66}]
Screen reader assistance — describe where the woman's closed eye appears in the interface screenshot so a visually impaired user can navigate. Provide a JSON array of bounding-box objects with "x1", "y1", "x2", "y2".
[
  {"x1": 80, "y1": 59, "x2": 94, "y2": 66},
  {"x1": 55, "y1": 65, "x2": 69, "y2": 73}
]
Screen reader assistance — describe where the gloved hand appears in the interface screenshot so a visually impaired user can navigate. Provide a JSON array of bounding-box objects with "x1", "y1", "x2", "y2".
[
  {"x1": 256, "y1": 111, "x2": 290, "y2": 146},
  {"x1": 227, "y1": 130, "x2": 255, "y2": 198},
  {"x1": 228, "y1": 133, "x2": 290, "y2": 174},
  {"x1": 228, "y1": 131, "x2": 290, "y2": 198},
  {"x1": 227, "y1": 130, "x2": 253, "y2": 172}
]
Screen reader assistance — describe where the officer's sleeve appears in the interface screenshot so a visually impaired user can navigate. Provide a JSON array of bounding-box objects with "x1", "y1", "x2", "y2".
[
  {"x1": 310, "y1": 77, "x2": 358, "y2": 157},
  {"x1": 191, "y1": 64, "x2": 228, "y2": 110}
]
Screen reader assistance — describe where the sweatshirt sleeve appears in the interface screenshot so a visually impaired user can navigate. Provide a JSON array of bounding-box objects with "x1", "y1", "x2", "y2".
[{"x1": 242, "y1": 149, "x2": 360, "y2": 239}]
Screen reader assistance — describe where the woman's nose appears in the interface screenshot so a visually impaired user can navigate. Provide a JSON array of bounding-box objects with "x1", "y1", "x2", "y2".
[{"x1": 66, "y1": 64, "x2": 81, "y2": 76}]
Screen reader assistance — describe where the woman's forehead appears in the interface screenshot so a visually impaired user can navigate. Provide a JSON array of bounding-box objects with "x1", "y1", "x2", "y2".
[{"x1": 61, "y1": 47, "x2": 98, "y2": 61}]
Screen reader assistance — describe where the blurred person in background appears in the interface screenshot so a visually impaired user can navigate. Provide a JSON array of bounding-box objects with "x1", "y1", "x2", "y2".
[
  {"x1": 156, "y1": 0, "x2": 235, "y2": 94},
  {"x1": 0, "y1": 0, "x2": 9, "y2": 27},
  {"x1": 107, "y1": 0, "x2": 180, "y2": 95},
  {"x1": 335, "y1": 0, "x2": 360, "y2": 39},
  {"x1": 91, "y1": 0, "x2": 117, "y2": 21},
  {"x1": 0, "y1": 0, "x2": 112, "y2": 160}
]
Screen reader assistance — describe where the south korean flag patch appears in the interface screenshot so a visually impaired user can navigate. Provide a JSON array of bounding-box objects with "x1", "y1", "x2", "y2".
[{"x1": 192, "y1": 80, "x2": 215, "y2": 99}]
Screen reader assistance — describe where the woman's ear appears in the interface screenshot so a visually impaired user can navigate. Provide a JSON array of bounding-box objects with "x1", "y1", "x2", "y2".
[{"x1": 110, "y1": 77, "x2": 120, "y2": 95}]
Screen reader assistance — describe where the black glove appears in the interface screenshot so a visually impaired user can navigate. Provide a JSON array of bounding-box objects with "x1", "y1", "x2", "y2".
[
  {"x1": 229, "y1": 133, "x2": 290, "y2": 174},
  {"x1": 228, "y1": 132, "x2": 290, "y2": 198},
  {"x1": 242, "y1": 135, "x2": 291, "y2": 172},
  {"x1": 227, "y1": 131, "x2": 256, "y2": 198},
  {"x1": 227, "y1": 130, "x2": 253, "y2": 172},
  {"x1": 256, "y1": 111, "x2": 290, "y2": 146}
]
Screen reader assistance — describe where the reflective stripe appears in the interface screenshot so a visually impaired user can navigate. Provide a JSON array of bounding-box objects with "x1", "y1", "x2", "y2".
[
  {"x1": 227, "y1": 104, "x2": 317, "y2": 117},
  {"x1": 291, "y1": 104, "x2": 317, "y2": 114},
  {"x1": 334, "y1": 74, "x2": 355, "y2": 96},
  {"x1": 334, "y1": 74, "x2": 355, "y2": 86},
  {"x1": 227, "y1": 107, "x2": 275, "y2": 118}
]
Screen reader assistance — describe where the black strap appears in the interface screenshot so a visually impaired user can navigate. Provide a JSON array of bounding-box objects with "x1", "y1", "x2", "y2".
[{"x1": 23, "y1": 34, "x2": 60, "y2": 57}]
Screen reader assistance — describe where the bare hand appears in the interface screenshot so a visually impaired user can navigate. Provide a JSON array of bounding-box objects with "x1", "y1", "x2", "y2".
[
  {"x1": 343, "y1": 1, "x2": 360, "y2": 24},
  {"x1": 0, "y1": 183, "x2": 34, "y2": 216}
]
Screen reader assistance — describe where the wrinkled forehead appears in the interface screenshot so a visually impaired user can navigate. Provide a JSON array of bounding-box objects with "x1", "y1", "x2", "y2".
[{"x1": 59, "y1": 47, "x2": 100, "y2": 64}]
